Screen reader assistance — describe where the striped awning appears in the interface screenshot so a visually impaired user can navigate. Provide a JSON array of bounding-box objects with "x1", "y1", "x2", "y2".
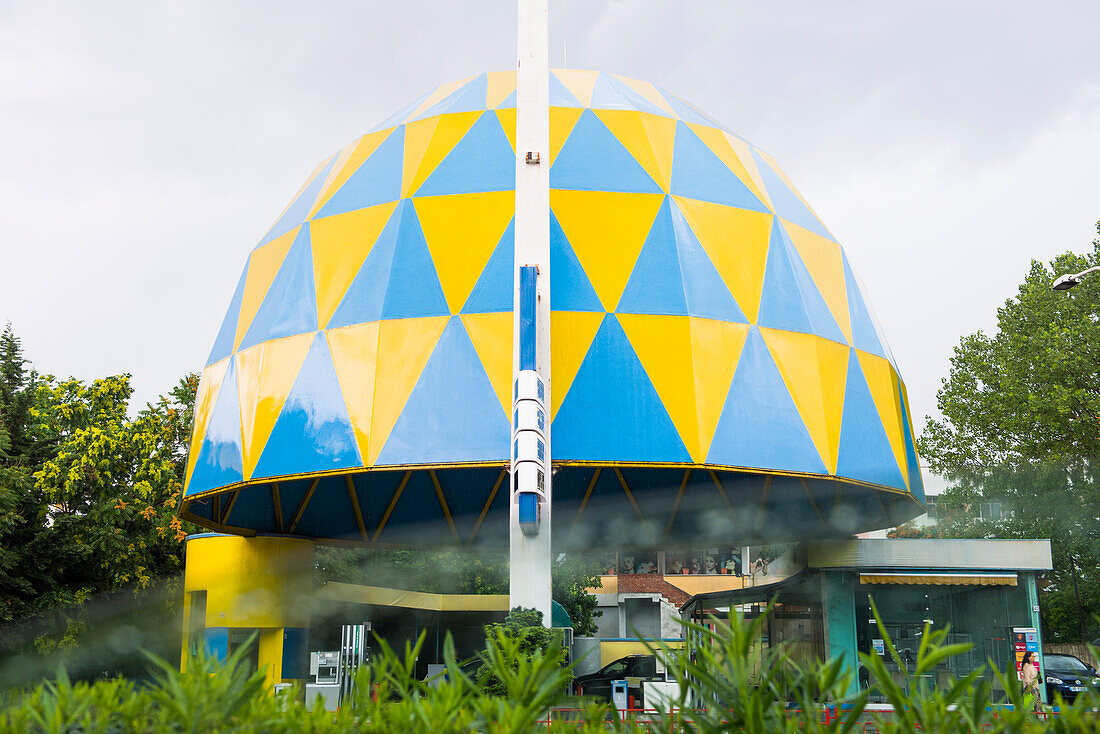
[{"x1": 859, "y1": 572, "x2": 1018, "y2": 586}]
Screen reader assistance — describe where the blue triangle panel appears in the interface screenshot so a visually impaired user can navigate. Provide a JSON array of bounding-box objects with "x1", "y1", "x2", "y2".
[
  {"x1": 238, "y1": 226, "x2": 319, "y2": 351},
  {"x1": 899, "y1": 384, "x2": 926, "y2": 502},
  {"x1": 495, "y1": 89, "x2": 517, "y2": 109},
  {"x1": 462, "y1": 219, "x2": 515, "y2": 313},
  {"x1": 207, "y1": 264, "x2": 247, "y2": 366},
  {"x1": 187, "y1": 361, "x2": 244, "y2": 496},
  {"x1": 375, "y1": 318, "x2": 510, "y2": 465},
  {"x1": 380, "y1": 202, "x2": 451, "y2": 319},
  {"x1": 326, "y1": 203, "x2": 403, "y2": 328},
  {"x1": 549, "y1": 72, "x2": 582, "y2": 107},
  {"x1": 414, "y1": 73, "x2": 488, "y2": 119},
  {"x1": 836, "y1": 355, "x2": 907, "y2": 491},
  {"x1": 258, "y1": 155, "x2": 337, "y2": 246},
  {"x1": 370, "y1": 89, "x2": 434, "y2": 132},
  {"x1": 252, "y1": 332, "x2": 362, "y2": 480},
  {"x1": 671, "y1": 122, "x2": 768, "y2": 212},
  {"x1": 552, "y1": 314, "x2": 691, "y2": 462},
  {"x1": 778, "y1": 224, "x2": 847, "y2": 344},
  {"x1": 842, "y1": 253, "x2": 886, "y2": 358},
  {"x1": 756, "y1": 220, "x2": 814, "y2": 335},
  {"x1": 706, "y1": 327, "x2": 827, "y2": 474},
  {"x1": 749, "y1": 149, "x2": 834, "y2": 240},
  {"x1": 656, "y1": 88, "x2": 723, "y2": 127},
  {"x1": 549, "y1": 211, "x2": 603, "y2": 312},
  {"x1": 314, "y1": 127, "x2": 404, "y2": 219},
  {"x1": 591, "y1": 73, "x2": 667, "y2": 116},
  {"x1": 669, "y1": 200, "x2": 748, "y2": 322},
  {"x1": 550, "y1": 109, "x2": 661, "y2": 193},
  {"x1": 617, "y1": 197, "x2": 688, "y2": 316},
  {"x1": 415, "y1": 111, "x2": 516, "y2": 196}
]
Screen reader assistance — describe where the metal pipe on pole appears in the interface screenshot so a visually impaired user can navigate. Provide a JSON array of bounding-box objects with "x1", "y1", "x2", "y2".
[{"x1": 509, "y1": 0, "x2": 552, "y2": 623}]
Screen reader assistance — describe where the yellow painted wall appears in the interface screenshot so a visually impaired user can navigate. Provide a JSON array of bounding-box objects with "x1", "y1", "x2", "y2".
[
  {"x1": 600, "y1": 639, "x2": 684, "y2": 668},
  {"x1": 588, "y1": 574, "x2": 744, "y2": 596},
  {"x1": 180, "y1": 534, "x2": 313, "y2": 686}
]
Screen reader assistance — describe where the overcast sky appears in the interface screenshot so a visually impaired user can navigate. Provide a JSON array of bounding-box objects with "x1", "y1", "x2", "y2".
[{"x1": 2, "y1": 0, "x2": 1099, "y2": 437}]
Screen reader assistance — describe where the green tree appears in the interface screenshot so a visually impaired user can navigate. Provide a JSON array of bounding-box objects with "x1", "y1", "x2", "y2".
[
  {"x1": 475, "y1": 607, "x2": 567, "y2": 697},
  {"x1": 315, "y1": 547, "x2": 603, "y2": 634},
  {"x1": 919, "y1": 227, "x2": 1100, "y2": 642}
]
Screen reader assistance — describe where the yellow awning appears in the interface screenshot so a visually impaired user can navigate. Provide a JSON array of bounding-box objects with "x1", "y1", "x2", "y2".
[{"x1": 859, "y1": 573, "x2": 1017, "y2": 586}]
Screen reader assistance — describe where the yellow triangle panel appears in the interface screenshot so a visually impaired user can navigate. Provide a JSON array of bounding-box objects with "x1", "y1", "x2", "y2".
[
  {"x1": 551, "y1": 190, "x2": 664, "y2": 312},
  {"x1": 461, "y1": 312, "x2": 513, "y2": 417},
  {"x1": 618, "y1": 314, "x2": 700, "y2": 460},
  {"x1": 367, "y1": 315, "x2": 449, "y2": 465},
  {"x1": 486, "y1": 70, "x2": 516, "y2": 108},
  {"x1": 596, "y1": 110, "x2": 676, "y2": 191},
  {"x1": 406, "y1": 76, "x2": 475, "y2": 121},
  {"x1": 723, "y1": 133, "x2": 773, "y2": 210},
  {"x1": 235, "y1": 332, "x2": 316, "y2": 479},
  {"x1": 233, "y1": 227, "x2": 299, "y2": 352},
  {"x1": 550, "y1": 311, "x2": 605, "y2": 418},
  {"x1": 401, "y1": 111, "x2": 481, "y2": 198},
  {"x1": 553, "y1": 69, "x2": 599, "y2": 106},
  {"x1": 689, "y1": 318, "x2": 750, "y2": 461},
  {"x1": 549, "y1": 107, "x2": 585, "y2": 168},
  {"x1": 310, "y1": 202, "x2": 399, "y2": 328},
  {"x1": 673, "y1": 197, "x2": 773, "y2": 322},
  {"x1": 856, "y1": 349, "x2": 909, "y2": 482},
  {"x1": 414, "y1": 191, "x2": 514, "y2": 314},
  {"x1": 327, "y1": 321, "x2": 382, "y2": 465},
  {"x1": 495, "y1": 108, "x2": 517, "y2": 152},
  {"x1": 761, "y1": 328, "x2": 849, "y2": 474},
  {"x1": 781, "y1": 219, "x2": 852, "y2": 344},
  {"x1": 185, "y1": 357, "x2": 230, "y2": 488}
]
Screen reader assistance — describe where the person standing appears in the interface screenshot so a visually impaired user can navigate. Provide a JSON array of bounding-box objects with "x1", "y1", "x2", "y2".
[{"x1": 1021, "y1": 651, "x2": 1041, "y2": 711}]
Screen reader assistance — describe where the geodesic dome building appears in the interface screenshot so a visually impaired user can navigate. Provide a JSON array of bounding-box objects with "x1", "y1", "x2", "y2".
[{"x1": 178, "y1": 69, "x2": 925, "y2": 548}]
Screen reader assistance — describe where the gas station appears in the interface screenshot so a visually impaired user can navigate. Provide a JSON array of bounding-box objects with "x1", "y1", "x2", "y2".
[{"x1": 174, "y1": 1, "x2": 1052, "y2": 707}]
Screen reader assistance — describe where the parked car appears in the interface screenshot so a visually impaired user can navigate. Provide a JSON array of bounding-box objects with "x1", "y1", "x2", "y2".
[
  {"x1": 572, "y1": 654, "x2": 673, "y2": 705},
  {"x1": 1043, "y1": 653, "x2": 1100, "y2": 703}
]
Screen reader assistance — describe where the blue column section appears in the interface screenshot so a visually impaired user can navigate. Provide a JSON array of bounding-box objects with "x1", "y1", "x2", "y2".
[
  {"x1": 519, "y1": 265, "x2": 537, "y2": 370},
  {"x1": 821, "y1": 571, "x2": 859, "y2": 697},
  {"x1": 204, "y1": 627, "x2": 229, "y2": 662},
  {"x1": 1024, "y1": 573, "x2": 1048, "y2": 704},
  {"x1": 282, "y1": 628, "x2": 311, "y2": 680}
]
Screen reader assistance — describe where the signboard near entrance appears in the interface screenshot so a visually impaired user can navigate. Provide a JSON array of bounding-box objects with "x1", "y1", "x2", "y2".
[{"x1": 1013, "y1": 627, "x2": 1040, "y2": 680}]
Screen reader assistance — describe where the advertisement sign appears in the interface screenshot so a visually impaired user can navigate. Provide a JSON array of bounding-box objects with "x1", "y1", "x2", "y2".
[{"x1": 1013, "y1": 627, "x2": 1040, "y2": 680}]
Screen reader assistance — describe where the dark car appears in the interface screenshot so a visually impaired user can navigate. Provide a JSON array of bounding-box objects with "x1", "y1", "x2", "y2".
[
  {"x1": 1043, "y1": 653, "x2": 1100, "y2": 703},
  {"x1": 572, "y1": 654, "x2": 672, "y2": 705}
]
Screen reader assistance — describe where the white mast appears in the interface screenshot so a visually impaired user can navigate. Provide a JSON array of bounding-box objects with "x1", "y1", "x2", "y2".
[{"x1": 509, "y1": 0, "x2": 552, "y2": 623}]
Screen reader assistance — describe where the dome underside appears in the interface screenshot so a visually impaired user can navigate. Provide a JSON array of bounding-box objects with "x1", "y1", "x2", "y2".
[{"x1": 180, "y1": 70, "x2": 924, "y2": 544}]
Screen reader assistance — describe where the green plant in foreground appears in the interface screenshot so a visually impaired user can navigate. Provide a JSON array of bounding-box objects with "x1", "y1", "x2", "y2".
[{"x1": 3, "y1": 604, "x2": 1100, "y2": 732}]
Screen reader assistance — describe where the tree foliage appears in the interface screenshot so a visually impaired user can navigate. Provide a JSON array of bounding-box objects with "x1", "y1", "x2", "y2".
[
  {"x1": 0, "y1": 323, "x2": 197, "y2": 652},
  {"x1": 919, "y1": 229, "x2": 1100, "y2": 642},
  {"x1": 315, "y1": 547, "x2": 604, "y2": 635}
]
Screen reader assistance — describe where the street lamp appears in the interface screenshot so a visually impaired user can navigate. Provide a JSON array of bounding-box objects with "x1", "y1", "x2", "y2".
[{"x1": 1052, "y1": 266, "x2": 1100, "y2": 291}]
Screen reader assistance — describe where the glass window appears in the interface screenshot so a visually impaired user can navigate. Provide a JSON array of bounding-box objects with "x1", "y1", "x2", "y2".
[
  {"x1": 601, "y1": 659, "x2": 628, "y2": 677},
  {"x1": 1045, "y1": 655, "x2": 1090, "y2": 672}
]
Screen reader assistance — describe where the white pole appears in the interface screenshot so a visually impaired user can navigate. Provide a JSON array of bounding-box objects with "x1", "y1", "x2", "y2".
[{"x1": 510, "y1": 0, "x2": 552, "y2": 624}]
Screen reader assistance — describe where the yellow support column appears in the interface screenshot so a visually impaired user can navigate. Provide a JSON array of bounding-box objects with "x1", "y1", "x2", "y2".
[{"x1": 180, "y1": 533, "x2": 313, "y2": 690}]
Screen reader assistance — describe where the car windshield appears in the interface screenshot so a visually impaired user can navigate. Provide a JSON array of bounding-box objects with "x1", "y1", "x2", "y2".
[
  {"x1": 1045, "y1": 655, "x2": 1091, "y2": 672},
  {"x1": 601, "y1": 660, "x2": 628, "y2": 677}
]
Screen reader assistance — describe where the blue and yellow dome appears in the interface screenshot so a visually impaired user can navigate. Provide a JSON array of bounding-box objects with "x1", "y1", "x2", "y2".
[{"x1": 180, "y1": 70, "x2": 924, "y2": 547}]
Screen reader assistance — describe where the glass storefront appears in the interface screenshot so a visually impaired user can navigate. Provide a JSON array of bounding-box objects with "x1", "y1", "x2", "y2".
[{"x1": 855, "y1": 580, "x2": 1032, "y2": 700}]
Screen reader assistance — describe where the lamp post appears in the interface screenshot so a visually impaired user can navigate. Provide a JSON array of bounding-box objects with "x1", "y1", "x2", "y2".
[{"x1": 1052, "y1": 266, "x2": 1100, "y2": 291}]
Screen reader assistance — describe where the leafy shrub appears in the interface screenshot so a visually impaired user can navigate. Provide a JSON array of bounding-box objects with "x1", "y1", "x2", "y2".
[{"x1": 2, "y1": 604, "x2": 1098, "y2": 732}]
